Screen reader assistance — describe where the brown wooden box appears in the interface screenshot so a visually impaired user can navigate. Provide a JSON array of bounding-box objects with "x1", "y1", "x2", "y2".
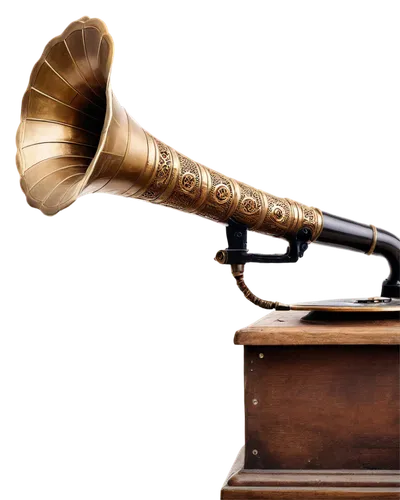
[{"x1": 222, "y1": 311, "x2": 400, "y2": 499}]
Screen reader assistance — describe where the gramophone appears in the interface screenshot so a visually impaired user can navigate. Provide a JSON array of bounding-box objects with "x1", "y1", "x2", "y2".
[{"x1": 16, "y1": 17, "x2": 400, "y2": 499}]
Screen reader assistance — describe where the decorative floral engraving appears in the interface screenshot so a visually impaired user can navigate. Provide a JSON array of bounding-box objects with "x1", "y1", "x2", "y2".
[
  {"x1": 163, "y1": 153, "x2": 201, "y2": 211},
  {"x1": 197, "y1": 170, "x2": 234, "y2": 222},
  {"x1": 232, "y1": 183, "x2": 263, "y2": 227},
  {"x1": 302, "y1": 207, "x2": 320, "y2": 236},
  {"x1": 143, "y1": 143, "x2": 322, "y2": 240},
  {"x1": 141, "y1": 139, "x2": 173, "y2": 200},
  {"x1": 215, "y1": 184, "x2": 230, "y2": 204},
  {"x1": 272, "y1": 206, "x2": 285, "y2": 222},
  {"x1": 242, "y1": 197, "x2": 259, "y2": 215},
  {"x1": 181, "y1": 172, "x2": 196, "y2": 192},
  {"x1": 255, "y1": 195, "x2": 291, "y2": 237}
]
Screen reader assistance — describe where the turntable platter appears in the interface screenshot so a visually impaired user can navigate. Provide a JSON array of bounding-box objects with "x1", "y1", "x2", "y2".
[{"x1": 290, "y1": 296, "x2": 400, "y2": 313}]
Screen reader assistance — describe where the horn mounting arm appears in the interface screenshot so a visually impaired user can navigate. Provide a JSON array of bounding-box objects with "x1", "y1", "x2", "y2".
[{"x1": 215, "y1": 220, "x2": 311, "y2": 309}]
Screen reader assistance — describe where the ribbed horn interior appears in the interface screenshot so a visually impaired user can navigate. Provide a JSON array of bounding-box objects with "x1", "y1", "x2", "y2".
[{"x1": 16, "y1": 17, "x2": 114, "y2": 215}]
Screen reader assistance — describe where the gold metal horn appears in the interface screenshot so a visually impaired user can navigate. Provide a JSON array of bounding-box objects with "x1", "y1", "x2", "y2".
[{"x1": 16, "y1": 16, "x2": 323, "y2": 241}]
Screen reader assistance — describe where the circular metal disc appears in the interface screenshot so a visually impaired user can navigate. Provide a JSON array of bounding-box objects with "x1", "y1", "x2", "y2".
[{"x1": 291, "y1": 297, "x2": 400, "y2": 313}]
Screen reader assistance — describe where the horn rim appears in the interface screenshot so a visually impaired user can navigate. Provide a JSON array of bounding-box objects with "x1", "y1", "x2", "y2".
[{"x1": 16, "y1": 16, "x2": 115, "y2": 215}]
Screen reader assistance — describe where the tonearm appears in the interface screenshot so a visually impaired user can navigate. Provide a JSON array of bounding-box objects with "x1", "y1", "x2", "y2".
[{"x1": 215, "y1": 218, "x2": 400, "y2": 312}]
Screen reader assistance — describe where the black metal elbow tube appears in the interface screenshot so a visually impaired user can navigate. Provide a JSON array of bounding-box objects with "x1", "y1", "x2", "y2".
[{"x1": 316, "y1": 213, "x2": 400, "y2": 299}]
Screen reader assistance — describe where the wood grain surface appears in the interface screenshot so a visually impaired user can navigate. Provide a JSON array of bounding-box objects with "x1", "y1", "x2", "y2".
[
  {"x1": 244, "y1": 345, "x2": 400, "y2": 470},
  {"x1": 222, "y1": 485, "x2": 400, "y2": 499},
  {"x1": 229, "y1": 470, "x2": 400, "y2": 487},
  {"x1": 235, "y1": 310, "x2": 400, "y2": 345}
]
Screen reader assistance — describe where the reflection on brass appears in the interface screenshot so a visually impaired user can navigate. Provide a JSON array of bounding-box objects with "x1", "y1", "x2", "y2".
[
  {"x1": 231, "y1": 264, "x2": 289, "y2": 311},
  {"x1": 16, "y1": 17, "x2": 323, "y2": 242},
  {"x1": 367, "y1": 225, "x2": 378, "y2": 255}
]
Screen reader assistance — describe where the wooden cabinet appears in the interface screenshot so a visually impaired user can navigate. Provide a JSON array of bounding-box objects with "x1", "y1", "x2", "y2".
[{"x1": 222, "y1": 311, "x2": 400, "y2": 499}]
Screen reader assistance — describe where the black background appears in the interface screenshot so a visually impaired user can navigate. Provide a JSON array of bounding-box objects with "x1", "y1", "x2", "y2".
[{"x1": 3, "y1": 3, "x2": 400, "y2": 498}]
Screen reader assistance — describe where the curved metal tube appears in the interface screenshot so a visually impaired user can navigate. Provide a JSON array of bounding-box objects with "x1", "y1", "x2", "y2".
[
  {"x1": 222, "y1": 217, "x2": 399, "y2": 302},
  {"x1": 318, "y1": 214, "x2": 400, "y2": 298},
  {"x1": 231, "y1": 265, "x2": 289, "y2": 310}
]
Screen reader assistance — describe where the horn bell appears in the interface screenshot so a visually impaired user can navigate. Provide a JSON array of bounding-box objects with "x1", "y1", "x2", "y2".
[{"x1": 16, "y1": 16, "x2": 148, "y2": 215}]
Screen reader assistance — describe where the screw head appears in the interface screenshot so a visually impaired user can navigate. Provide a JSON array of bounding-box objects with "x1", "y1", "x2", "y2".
[
  {"x1": 252, "y1": 398, "x2": 258, "y2": 405},
  {"x1": 259, "y1": 353, "x2": 264, "y2": 359},
  {"x1": 252, "y1": 449, "x2": 258, "y2": 456}
]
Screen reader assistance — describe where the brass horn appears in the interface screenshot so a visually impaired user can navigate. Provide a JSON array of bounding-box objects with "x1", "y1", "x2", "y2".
[
  {"x1": 16, "y1": 17, "x2": 400, "y2": 311},
  {"x1": 16, "y1": 17, "x2": 322, "y2": 236}
]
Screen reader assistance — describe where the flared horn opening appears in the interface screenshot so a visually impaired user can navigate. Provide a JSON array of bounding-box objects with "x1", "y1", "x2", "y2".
[{"x1": 16, "y1": 16, "x2": 114, "y2": 215}]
